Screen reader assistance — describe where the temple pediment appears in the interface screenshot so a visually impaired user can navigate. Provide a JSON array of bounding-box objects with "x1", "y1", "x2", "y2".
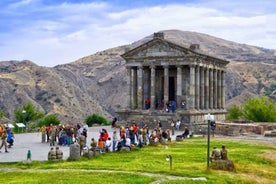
[{"x1": 122, "y1": 38, "x2": 195, "y2": 59}]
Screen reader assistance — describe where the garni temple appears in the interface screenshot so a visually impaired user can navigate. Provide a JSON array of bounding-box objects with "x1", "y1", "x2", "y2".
[{"x1": 117, "y1": 32, "x2": 229, "y2": 126}]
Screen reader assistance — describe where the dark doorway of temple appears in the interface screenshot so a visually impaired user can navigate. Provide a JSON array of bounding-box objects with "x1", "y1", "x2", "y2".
[{"x1": 169, "y1": 77, "x2": 175, "y2": 101}]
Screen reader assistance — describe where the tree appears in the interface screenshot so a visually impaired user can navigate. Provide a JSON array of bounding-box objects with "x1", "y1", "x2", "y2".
[
  {"x1": 227, "y1": 106, "x2": 243, "y2": 120},
  {"x1": 85, "y1": 114, "x2": 109, "y2": 127},
  {"x1": 0, "y1": 111, "x2": 6, "y2": 119},
  {"x1": 37, "y1": 114, "x2": 60, "y2": 127},
  {"x1": 242, "y1": 96, "x2": 276, "y2": 122},
  {"x1": 14, "y1": 102, "x2": 44, "y2": 126}
]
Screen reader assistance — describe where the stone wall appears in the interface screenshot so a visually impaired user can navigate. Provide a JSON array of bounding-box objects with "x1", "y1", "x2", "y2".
[{"x1": 216, "y1": 122, "x2": 276, "y2": 136}]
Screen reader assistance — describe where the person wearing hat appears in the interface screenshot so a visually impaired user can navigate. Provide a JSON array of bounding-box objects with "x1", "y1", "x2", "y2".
[{"x1": 221, "y1": 145, "x2": 228, "y2": 160}]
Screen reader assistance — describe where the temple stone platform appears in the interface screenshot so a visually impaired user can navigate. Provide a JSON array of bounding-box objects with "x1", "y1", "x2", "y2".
[{"x1": 116, "y1": 108, "x2": 227, "y2": 130}]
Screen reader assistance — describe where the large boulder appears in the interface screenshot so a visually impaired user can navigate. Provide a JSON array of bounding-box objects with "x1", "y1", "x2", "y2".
[{"x1": 211, "y1": 160, "x2": 236, "y2": 172}]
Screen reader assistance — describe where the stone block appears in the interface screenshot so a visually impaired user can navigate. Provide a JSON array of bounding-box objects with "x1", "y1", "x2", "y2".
[
  {"x1": 120, "y1": 147, "x2": 131, "y2": 152},
  {"x1": 69, "y1": 143, "x2": 80, "y2": 160},
  {"x1": 211, "y1": 160, "x2": 235, "y2": 172}
]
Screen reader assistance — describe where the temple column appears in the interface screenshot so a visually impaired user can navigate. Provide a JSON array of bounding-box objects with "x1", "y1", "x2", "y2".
[
  {"x1": 164, "y1": 65, "x2": 169, "y2": 103},
  {"x1": 221, "y1": 70, "x2": 225, "y2": 109},
  {"x1": 132, "y1": 68, "x2": 138, "y2": 109},
  {"x1": 213, "y1": 69, "x2": 217, "y2": 109},
  {"x1": 189, "y1": 65, "x2": 195, "y2": 110},
  {"x1": 137, "y1": 66, "x2": 144, "y2": 109},
  {"x1": 195, "y1": 65, "x2": 200, "y2": 109},
  {"x1": 177, "y1": 65, "x2": 182, "y2": 109},
  {"x1": 200, "y1": 66, "x2": 205, "y2": 109},
  {"x1": 209, "y1": 68, "x2": 213, "y2": 109},
  {"x1": 127, "y1": 66, "x2": 132, "y2": 109},
  {"x1": 205, "y1": 67, "x2": 209, "y2": 109},
  {"x1": 217, "y1": 70, "x2": 222, "y2": 109},
  {"x1": 150, "y1": 65, "x2": 156, "y2": 110}
]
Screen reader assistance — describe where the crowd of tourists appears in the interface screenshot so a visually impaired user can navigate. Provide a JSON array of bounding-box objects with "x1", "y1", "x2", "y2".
[
  {"x1": 39, "y1": 123, "x2": 89, "y2": 147},
  {"x1": 38, "y1": 117, "x2": 193, "y2": 157},
  {"x1": 0, "y1": 118, "x2": 192, "y2": 159}
]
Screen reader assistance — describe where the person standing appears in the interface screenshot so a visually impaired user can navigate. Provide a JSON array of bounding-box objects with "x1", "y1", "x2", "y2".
[
  {"x1": 181, "y1": 100, "x2": 186, "y2": 109},
  {"x1": 112, "y1": 131, "x2": 118, "y2": 151},
  {"x1": 78, "y1": 133, "x2": 86, "y2": 156},
  {"x1": 157, "y1": 120, "x2": 162, "y2": 129},
  {"x1": 171, "y1": 100, "x2": 176, "y2": 113},
  {"x1": 49, "y1": 126, "x2": 57, "y2": 146},
  {"x1": 170, "y1": 120, "x2": 175, "y2": 136},
  {"x1": 40, "y1": 125, "x2": 47, "y2": 143},
  {"x1": 111, "y1": 117, "x2": 118, "y2": 128},
  {"x1": 145, "y1": 98, "x2": 150, "y2": 110},
  {"x1": 221, "y1": 145, "x2": 228, "y2": 160},
  {"x1": 0, "y1": 130, "x2": 8, "y2": 153},
  {"x1": 98, "y1": 138, "x2": 105, "y2": 153},
  {"x1": 175, "y1": 120, "x2": 181, "y2": 130},
  {"x1": 46, "y1": 124, "x2": 53, "y2": 143}
]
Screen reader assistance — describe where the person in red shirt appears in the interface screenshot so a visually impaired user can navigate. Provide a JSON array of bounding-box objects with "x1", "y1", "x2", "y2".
[{"x1": 145, "y1": 98, "x2": 150, "y2": 109}]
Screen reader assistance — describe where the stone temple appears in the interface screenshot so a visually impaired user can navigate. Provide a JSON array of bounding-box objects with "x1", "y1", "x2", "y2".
[{"x1": 117, "y1": 32, "x2": 229, "y2": 126}]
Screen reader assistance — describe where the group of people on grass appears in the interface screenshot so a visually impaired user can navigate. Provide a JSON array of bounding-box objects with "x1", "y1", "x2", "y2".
[
  {"x1": 80, "y1": 118, "x2": 191, "y2": 156},
  {"x1": 40, "y1": 117, "x2": 187, "y2": 156}
]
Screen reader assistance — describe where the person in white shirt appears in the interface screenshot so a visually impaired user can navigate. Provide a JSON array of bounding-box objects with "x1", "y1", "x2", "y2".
[
  {"x1": 175, "y1": 120, "x2": 181, "y2": 130},
  {"x1": 125, "y1": 137, "x2": 131, "y2": 150},
  {"x1": 105, "y1": 137, "x2": 112, "y2": 152}
]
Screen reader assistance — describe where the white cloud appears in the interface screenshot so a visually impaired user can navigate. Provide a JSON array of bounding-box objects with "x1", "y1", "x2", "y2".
[{"x1": 0, "y1": 1, "x2": 275, "y2": 66}]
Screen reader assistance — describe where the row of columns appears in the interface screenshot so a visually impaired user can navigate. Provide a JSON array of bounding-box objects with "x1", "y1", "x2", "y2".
[
  {"x1": 189, "y1": 65, "x2": 225, "y2": 110},
  {"x1": 127, "y1": 64, "x2": 225, "y2": 111}
]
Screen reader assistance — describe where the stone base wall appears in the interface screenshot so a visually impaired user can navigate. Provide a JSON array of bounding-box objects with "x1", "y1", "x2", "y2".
[{"x1": 116, "y1": 109, "x2": 227, "y2": 130}]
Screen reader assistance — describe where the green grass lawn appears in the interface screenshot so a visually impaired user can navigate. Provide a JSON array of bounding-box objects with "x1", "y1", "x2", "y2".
[{"x1": 0, "y1": 137, "x2": 275, "y2": 184}]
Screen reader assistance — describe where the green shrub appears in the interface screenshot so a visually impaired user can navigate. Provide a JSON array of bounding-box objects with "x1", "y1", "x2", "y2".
[
  {"x1": 85, "y1": 114, "x2": 110, "y2": 127},
  {"x1": 243, "y1": 96, "x2": 276, "y2": 122},
  {"x1": 37, "y1": 114, "x2": 60, "y2": 127},
  {"x1": 227, "y1": 105, "x2": 243, "y2": 120}
]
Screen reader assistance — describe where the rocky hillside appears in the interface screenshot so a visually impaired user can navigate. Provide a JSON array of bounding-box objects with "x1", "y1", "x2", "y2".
[{"x1": 0, "y1": 30, "x2": 275, "y2": 123}]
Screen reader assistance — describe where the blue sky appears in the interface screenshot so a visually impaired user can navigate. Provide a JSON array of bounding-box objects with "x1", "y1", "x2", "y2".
[{"x1": 0, "y1": 0, "x2": 275, "y2": 67}]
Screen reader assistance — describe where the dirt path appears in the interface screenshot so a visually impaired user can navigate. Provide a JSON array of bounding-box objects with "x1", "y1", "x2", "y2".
[{"x1": 0, "y1": 168, "x2": 207, "y2": 183}]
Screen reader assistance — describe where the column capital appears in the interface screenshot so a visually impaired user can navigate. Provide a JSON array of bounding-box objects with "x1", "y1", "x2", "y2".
[
  {"x1": 162, "y1": 65, "x2": 169, "y2": 69},
  {"x1": 189, "y1": 64, "x2": 196, "y2": 68},
  {"x1": 150, "y1": 65, "x2": 156, "y2": 69}
]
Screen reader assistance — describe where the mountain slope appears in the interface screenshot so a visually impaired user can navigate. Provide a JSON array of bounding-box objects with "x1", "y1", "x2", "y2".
[{"x1": 0, "y1": 30, "x2": 275, "y2": 123}]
